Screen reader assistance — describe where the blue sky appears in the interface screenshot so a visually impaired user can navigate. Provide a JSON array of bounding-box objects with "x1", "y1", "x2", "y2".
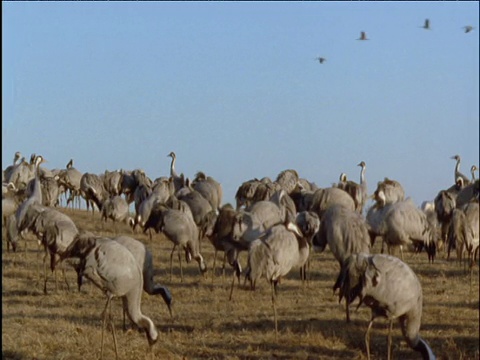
[{"x1": 3, "y1": 2, "x2": 479, "y2": 207}]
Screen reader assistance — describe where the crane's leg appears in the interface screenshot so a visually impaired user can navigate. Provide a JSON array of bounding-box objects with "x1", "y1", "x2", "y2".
[
  {"x1": 169, "y1": 245, "x2": 176, "y2": 282},
  {"x1": 221, "y1": 252, "x2": 227, "y2": 282},
  {"x1": 271, "y1": 281, "x2": 278, "y2": 340},
  {"x1": 365, "y1": 318, "x2": 374, "y2": 360},
  {"x1": 43, "y1": 252, "x2": 50, "y2": 295},
  {"x1": 24, "y1": 234, "x2": 28, "y2": 259},
  {"x1": 100, "y1": 297, "x2": 111, "y2": 360},
  {"x1": 387, "y1": 319, "x2": 393, "y2": 360},
  {"x1": 178, "y1": 248, "x2": 183, "y2": 282},
  {"x1": 211, "y1": 249, "x2": 217, "y2": 283},
  {"x1": 345, "y1": 296, "x2": 351, "y2": 323},
  {"x1": 61, "y1": 261, "x2": 70, "y2": 291},
  {"x1": 109, "y1": 300, "x2": 119, "y2": 360},
  {"x1": 228, "y1": 271, "x2": 236, "y2": 301},
  {"x1": 54, "y1": 268, "x2": 58, "y2": 293}
]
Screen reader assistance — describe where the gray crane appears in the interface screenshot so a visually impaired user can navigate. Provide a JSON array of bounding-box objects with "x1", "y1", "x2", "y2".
[
  {"x1": 290, "y1": 183, "x2": 316, "y2": 213},
  {"x1": 451, "y1": 155, "x2": 471, "y2": 185},
  {"x1": 335, "y1": 253, "x2": 436, "y2": 360},
  {"x1": 168, "y1": 151, "x2": 184, "y2": 193},
  {"x1": 373, "y1": 178, "x2": 405, "y2": 208},
  {"x1": 421, "y1": 18, "x2": 431, "y2": 30},
  {"x1": 176, "y1": 178, "x2": 213, "y2": 231},
  {"x1": 59, "y1": 162, "x2": 83, "y2": 209},
  {"x1": 378, "y1": 199, "x2": 437, "y2": 263},
  {"x1": 449, "y1": 202, "x2": 479, "y2": 275},
  {"x1": 227, "y1": 194, "x2": 289, "y2": 282},
  {"x1": 275, "y1": 169, "x2": 299, "y2": 196},
  {"x1": 26, "y1": 176, "x2": 60, "y2": 207},
  {"x1": 309, "y1": 186, "x2": 356, "y2": 220},
  {"x1": 144, "y1": 203, "x2": 207, "y2": 281},
  {"x1": 5, "y1": 214, "x2": 19, "y2": 253},
  {"x1": 455, "y1": 178, "x2": 479, "y2": 209},
  {"x1": 313, "y1": 204, "x2": 371, "y2": 322},
  {"x1": 470, "y1": 165, "x2": 478, "y2": 182},
  {"x1": 192, "y1": 171, "x2": 223, "y2": 212},
  {"x1": 22, "y1": 203, "x2": 78, "y2": 293},
  {"x1": 3, "y1": 151, "x2": 23, "y2": 182},
  {"x1": 357, "y1": 31, "x2": 369, "y2": 40},
  {"x1": 201, "y1": 204, "x2": 239, "y2": 282},
  {"x1": 463, "y1": 25, "x2": 474, "y2": 33},
  {"x1": 15, "y1": 155, "x2": 45, "y2": 232},
  {"x1": 434, "y1": 179, "x2": 463, "y2": 252},
  {"x1": 245, "y1": 219, "x2": 317, "y2": 338},
  {"x1": 65, "y1": 236, "x2": 158, "y2": 359},
  {"x1": 235, "y1": 178, "x2": 262, "y2": 210},
  {"x1": 103, "y1": 170, "x2": 123, "y2": 197},
  {"x1": 113, "y1": 235, "x2": 173, "y2": 322},
  {"x1": 335, "y1": 161, "x2": 368, "y2": 214},
  {"x1": 80, "y1": 172, "x2": 109, "y2": 215},
  {"x1": 5, "y1": 154, "x2": 35, "y2": 191},
  {"x1": 101, "y1": 195, "x2": 133, "y2": 233},
  {"x1": 358, "y1": 161, "x2": 368, "y2": 211}
]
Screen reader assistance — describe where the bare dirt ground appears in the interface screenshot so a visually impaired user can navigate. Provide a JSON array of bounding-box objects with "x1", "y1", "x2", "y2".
[{"x1": 2, "y1": 207, "x2": 479, "y2": 360}]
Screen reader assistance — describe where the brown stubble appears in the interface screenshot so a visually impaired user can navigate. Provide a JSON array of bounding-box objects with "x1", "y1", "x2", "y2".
[{"x1": 2, "y1": 207, "x2": 479, "y2": 360}]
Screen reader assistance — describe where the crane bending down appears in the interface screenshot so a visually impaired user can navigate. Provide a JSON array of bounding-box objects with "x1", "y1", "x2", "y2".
[
  {"x1": 67, "y1": 236, "x2": 158, "y2": 359},
  {"x1": 246, "y1": 220, "x2": 313, "y2": 339},
  {"x1": 335, "y1": 253, "x2": 436, "y2": 360}
]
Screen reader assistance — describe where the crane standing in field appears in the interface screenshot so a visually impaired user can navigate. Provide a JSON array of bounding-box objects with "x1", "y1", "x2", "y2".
[
  {"x1": 246, "y1": 215, "x2": 319, "y2": 339},
  {"x1": 335, "y1": 253, "x2": 436, "y2": 360},
  {"x1": 66, "y1": 235, "x2": 158, "y2": 359},
  {"x1": 451, "y1": 155, "x2": 471, "y2": 185}
]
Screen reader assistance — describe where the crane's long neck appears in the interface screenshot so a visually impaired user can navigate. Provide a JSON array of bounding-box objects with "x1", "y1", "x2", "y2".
[
  {"x1": 13, "y1": 153, "x2": 21, "y2": 165},
  {"x1": 455, "y1": 158, "x2": 461, "y2": 176},
  {"x1": 170, "y1": 155, "x2": 178, "y2": 178},
  {"x1": 471, "y1": 168, "x2": 477, "y2": 182},
  {"x1": 124, "y1": 294, "x2": 158, "y2": 345},
  {"x1": 296, "y1": 233, "x2": 310, "y2": 267},
  {"x1": 412, "y1": 337, "x2": 436, "y2": 360},
  {"x1": 359, "y1": 164, "x2": 366, "y2": 185},
  {"x1": 32, "y1": 159, "x2": 43, "y2": 205}
]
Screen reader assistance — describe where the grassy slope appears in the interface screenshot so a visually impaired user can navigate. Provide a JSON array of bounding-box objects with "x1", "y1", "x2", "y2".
[{"x1": 2, "y1": 207, "x2": 479, "y2": 360}]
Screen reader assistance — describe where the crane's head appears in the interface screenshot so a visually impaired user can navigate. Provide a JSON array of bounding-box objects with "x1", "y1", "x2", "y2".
[
  {"x1": 334, "y1": 253, "x2": 372, "y2": 305},
  {"x1": 167, "y1": 151, "x2": 176, "y2": 159},
  {"x1": 357, "y1": 161, "x2": 366, "y2": 168},
  {"x1": 14, "y1": 151, "x2": 22, "y2": 162},
  {"x1": 35, "y1": 155, "x2": 47, "y2": 167},
  {"x1": 339, "y1": 173, "x2": 348, "y2": 182},
  {"x1": 451, "y1": 155, "x2": 460, "y2": 161}
]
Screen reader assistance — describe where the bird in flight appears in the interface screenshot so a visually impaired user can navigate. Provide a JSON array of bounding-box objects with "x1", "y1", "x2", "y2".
[
  {"x1": 421, "y1": 19, "x2": 430, "y2": 30},
  {"x1": 463, "y1": 25, "x2": 474, "y2": 33},
  {"x1": 357, "y1": 31, "x2": 368, "y2": 40},
  {"x1": 315, "y1": 57, "x2": 326, "y2": 64}
]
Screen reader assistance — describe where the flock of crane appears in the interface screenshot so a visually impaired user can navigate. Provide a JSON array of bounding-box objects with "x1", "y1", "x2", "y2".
[
  {"x1": 315, "y1": 18, "x2": 476, "y2": 64},
  {"x1": 2, "y1": 150, "x2": 479, "y2": 360}
]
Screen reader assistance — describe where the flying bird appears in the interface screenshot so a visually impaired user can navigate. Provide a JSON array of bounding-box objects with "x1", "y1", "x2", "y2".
[
  {"x1": 357, "y1": 31, "x2": 368, "y2": 40},
  {"x1": 421, "y1": 19, "x2": 430, "y2": 30},
  {"x1": 463, "y1": 25, "x2": 474, "y2": 33},
  {"x1": 315, "y1": 57, "x2": 326, "y2": 64}
]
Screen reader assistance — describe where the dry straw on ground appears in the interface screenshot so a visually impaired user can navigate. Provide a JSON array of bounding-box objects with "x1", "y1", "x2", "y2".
[{"x1": 2, "y1": 207, "x2": 479, "y2": 359}]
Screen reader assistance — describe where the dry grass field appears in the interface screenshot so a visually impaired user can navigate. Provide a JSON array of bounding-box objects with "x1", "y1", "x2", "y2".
[{"x1": 2, "y1": 207, "x2": 479, "y2": 360}]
